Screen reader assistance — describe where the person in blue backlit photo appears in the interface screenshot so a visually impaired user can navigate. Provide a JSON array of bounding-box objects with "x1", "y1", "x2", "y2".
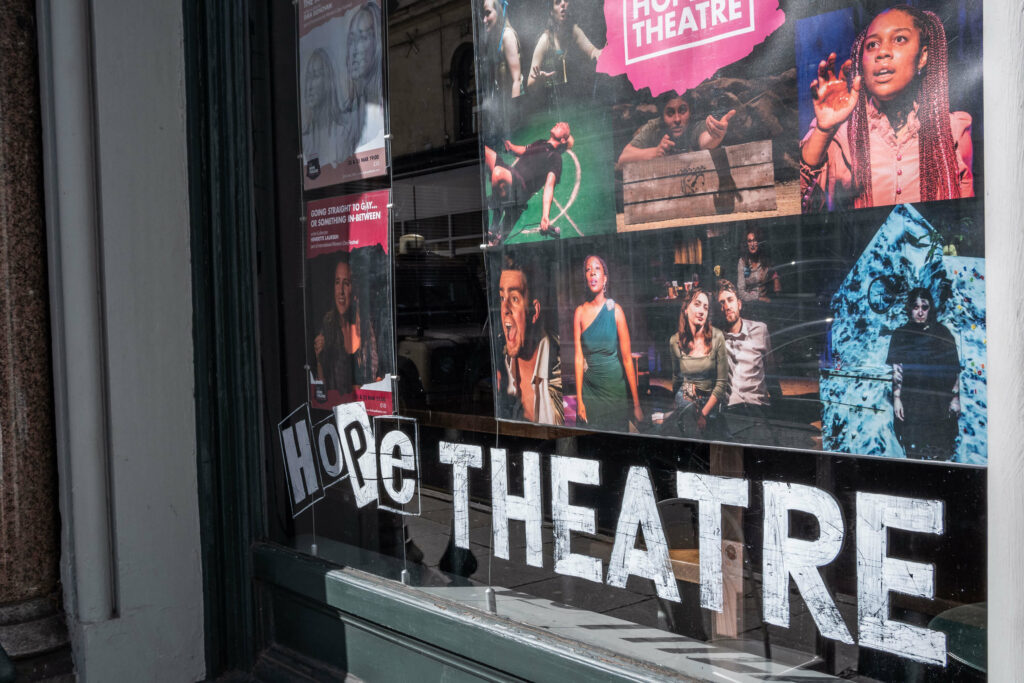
[{"x1": 886, "y1": 287, "x2": 961, "y2": 461}]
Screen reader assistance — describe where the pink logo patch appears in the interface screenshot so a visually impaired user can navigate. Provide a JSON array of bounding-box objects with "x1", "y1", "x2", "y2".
[{"x1": 599, "y1": 0, "x2": 786, "y2": 95}]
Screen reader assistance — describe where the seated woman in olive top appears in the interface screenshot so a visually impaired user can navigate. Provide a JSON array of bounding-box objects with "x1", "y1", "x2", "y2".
[{"x1": 667, "y1": 287, "x2": 730, "y2": 436}]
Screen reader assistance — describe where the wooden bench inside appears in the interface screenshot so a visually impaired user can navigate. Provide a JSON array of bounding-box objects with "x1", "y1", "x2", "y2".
[{"x1": 667, "y1": 540, "x2": 744, "y2": 638}]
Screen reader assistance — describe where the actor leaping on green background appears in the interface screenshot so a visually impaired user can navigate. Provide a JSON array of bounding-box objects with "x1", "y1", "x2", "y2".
[{"x1": 484, "y1": 121, "x2": 573, "y2": 246}]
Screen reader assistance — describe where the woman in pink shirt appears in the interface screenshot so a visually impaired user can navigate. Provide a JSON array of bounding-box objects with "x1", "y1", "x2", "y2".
[{"x1": 800, "y1": 5, "x2": 973, "y2": 212}]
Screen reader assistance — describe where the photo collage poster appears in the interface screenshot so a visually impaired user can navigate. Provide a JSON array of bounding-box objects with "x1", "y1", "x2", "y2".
[
  {"x1": 305, "y1": 189, "x2": 394, "y2": 416},
  {"x1": 476, "y1": 0, "x2": 987, "y2": 465},
  {"x1": 298, "y1": 0, "x2": 388, "y2": 190}
]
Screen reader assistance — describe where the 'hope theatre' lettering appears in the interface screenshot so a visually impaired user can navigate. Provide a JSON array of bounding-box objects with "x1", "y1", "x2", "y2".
[
  {"x1": 279, "y1": 402, "x2": 951, "y2": 666},
  {"x1": 629, "y1": 0, "x2": 754, "y2": 60}
]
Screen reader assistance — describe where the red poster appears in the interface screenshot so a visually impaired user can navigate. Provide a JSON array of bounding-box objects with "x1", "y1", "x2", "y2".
[
  {"x1": 305, "y1": 190, "x2": 393, "y2": 415},
  {"x1": 305, "y1": 189, "x2": 390, "y2": 258}
]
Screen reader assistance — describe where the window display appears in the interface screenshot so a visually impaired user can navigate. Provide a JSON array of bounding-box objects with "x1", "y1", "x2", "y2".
[
  {"x1": 478, "y1": 0, "x2": 987, "y2": 464},
  {"x1": 254, "y1": 0, "x2": 989, "y2": 679}
]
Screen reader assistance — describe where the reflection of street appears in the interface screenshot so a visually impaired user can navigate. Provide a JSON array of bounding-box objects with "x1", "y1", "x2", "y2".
[
  {"x1": 418, "y1": 585, "x2": 837, "y2": 681},
  {"x1": 394, "y1": 250, "x2": 493, "y2": 414},
  {"x1": 294, "y1": 484, "x2": 843, "y2": 680}
]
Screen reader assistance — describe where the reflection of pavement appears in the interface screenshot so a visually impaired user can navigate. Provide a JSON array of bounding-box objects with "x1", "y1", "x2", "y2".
[
  {"x1": 296, "y1": 487, "x2": 852, "y2": 678},
  {"x1": 418, "y1": 585, "x2": 838, "y2": 681}
]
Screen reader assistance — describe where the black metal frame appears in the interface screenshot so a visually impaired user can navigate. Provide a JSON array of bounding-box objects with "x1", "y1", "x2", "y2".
[{"x1": 183, "y1": 0, "x2": 264, "y2": 675}]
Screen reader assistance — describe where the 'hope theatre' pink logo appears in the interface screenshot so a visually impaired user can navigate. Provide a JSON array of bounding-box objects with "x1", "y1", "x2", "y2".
[{"x1": 600, "y1": 0, "x2": 785, "y2": 94}]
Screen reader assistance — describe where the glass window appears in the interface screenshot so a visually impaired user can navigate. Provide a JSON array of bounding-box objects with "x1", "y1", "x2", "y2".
[{"x1": 256, "y1": 1, "x2": 987, "y2": 680}]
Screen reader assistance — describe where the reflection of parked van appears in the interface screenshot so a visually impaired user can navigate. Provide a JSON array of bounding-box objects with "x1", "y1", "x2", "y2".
[
  {"x1": 395, "y1": 246, "x2": 493, "y2": 414},
  {"x1": 755, "y1": 257, "x2": 851, "y2": 371}
]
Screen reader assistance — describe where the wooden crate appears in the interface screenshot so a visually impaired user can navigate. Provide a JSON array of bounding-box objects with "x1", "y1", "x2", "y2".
[{"x1": 623, "y1": 140, "x2": 776, "y2": 225}]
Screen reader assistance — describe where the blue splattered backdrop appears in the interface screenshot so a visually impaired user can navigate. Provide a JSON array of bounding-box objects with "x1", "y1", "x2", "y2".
[{"x1": 820, "y1": 204, "x2": 987, "y2": 465}]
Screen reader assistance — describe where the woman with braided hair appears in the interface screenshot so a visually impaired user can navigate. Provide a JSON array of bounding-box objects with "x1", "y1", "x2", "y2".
[{"x1": 800, "y1": 5, "x2": 973, "y2": 212}]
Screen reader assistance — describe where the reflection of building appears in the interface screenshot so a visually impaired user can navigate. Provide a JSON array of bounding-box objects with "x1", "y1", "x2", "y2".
[
  {"x1": 388, "y1": 0, "x2": 475, "y2": 156},
  {"x1": 386, "y1": 1, "x2": 492, "y2": 413},
  {"x1": 389, "y1": 0, "x2": 485, "y2": 256},
  {"x1": 821, "y1": 205, "x2": 987, "y2": 464}
]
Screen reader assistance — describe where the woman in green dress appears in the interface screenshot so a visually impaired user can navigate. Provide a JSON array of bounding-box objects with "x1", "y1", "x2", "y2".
[
  {"x1": 573, "y1": 255, "x2": 643, "y2": 430},
  {"x1": 668, "y1": 288, "x2": 730, "y2": 436}
]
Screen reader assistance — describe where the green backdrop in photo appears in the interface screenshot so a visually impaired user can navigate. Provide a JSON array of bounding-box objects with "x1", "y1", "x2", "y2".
[{"x1": 489, "y1": 106, "x2": 617, "y2": 245}]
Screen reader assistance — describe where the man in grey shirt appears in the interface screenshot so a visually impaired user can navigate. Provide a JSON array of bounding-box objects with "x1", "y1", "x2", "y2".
[{"x1": 716, "y1": 280, "x2": 779, "y2": 441}]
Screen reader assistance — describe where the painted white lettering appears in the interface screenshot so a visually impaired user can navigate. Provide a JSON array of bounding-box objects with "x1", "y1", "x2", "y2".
[
  {"x1": 438, "y1": 442, "x2": 482, "y2": 549},
  {"x1": 316, "y1": 422, "x2": 344, "y2": 478},
  {"x1": 762, "y1": 482, "x2": 854, "y2": 644},
  {"x1": 334, "y1": 403, "x2": 378, "y2": 508},
  {"x1": 491, "y1": 449, "x2": 543, "y2": 567},
  {"x1": 607, "y1": 467, "x2": 681, "y2": 603},
  {"x1": 632, "y1": 0, "x2": 650, "y2": 20},
  {"x1": 281, "y1": 420, "x2": 322, "y2": 506},
  {"x1": 551, "y1": 456, "x2": 602, "y2": 583},
  {"x1": 378, "y1": 430, "x2": 416, "y2": 505},
  {"x1": 695, "y1": 0, "x2": 709, "y2": 28},
  {"x1": 728, "y1": 0, "x2": 741, "y2": 21},
  {"x1": 857, "y1": 492, "x2": 946, "y2": 665},
  {"x1": 632, "y1": 21, "x2": 645, "y2": 46},
  {"x1": 664, "y1": 10, "x2": 677, "y2": 39},
  {"x1": 645, "y1": 14, "x2": 664, "y2": 43},
  {"x1": 676, "y1": 472, "x2": 749, "y2": 611}
]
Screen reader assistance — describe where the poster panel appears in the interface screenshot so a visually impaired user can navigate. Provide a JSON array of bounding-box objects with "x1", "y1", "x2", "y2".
[
  {"x1": 305, "y1": 189, "x2": 394, "y2": 415},
  {"x1": 298, "y1": 0, "x2": 387, "y2": 190},
  {"x1": 478, "y1": 0, "x2": 986, "y2": 465},
  {"x1": 475, "y1": 0, "x2": 981, "y2": 230}
]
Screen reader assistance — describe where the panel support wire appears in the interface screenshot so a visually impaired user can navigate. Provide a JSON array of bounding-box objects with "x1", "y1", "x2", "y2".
[{"x1": 485, "y1": 418, "x2": 499, "y2": 613}]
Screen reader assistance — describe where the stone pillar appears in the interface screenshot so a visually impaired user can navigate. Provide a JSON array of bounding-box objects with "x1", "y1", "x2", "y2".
[{"x1": 0, "y1": 0, "x2": 71, "y2": 677}]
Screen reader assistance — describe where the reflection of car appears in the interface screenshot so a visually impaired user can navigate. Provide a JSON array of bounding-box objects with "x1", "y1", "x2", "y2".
[
  {"x1": 741, "y1": 258, "x2": 852, "y2": 370},
  {"x1": 394, "y1": 247, "x2": 493, "y2": 414},
  {"x1": 771, "y1": 257, "x2": 851, "y2": 307}
]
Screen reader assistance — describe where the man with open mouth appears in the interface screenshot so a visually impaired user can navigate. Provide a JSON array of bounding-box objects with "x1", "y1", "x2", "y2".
[{"x1": 496, "y1": 258, "x2": 564, "y2": 425}]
